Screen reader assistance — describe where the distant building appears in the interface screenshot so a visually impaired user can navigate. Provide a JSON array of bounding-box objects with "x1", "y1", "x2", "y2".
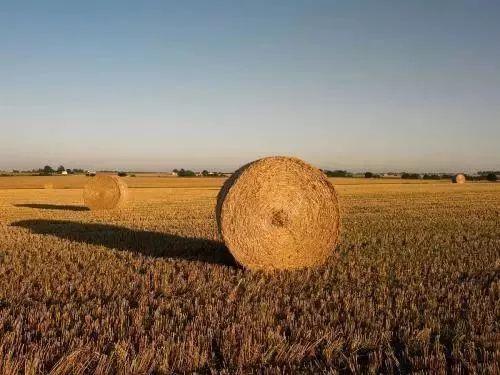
[
  {"x1": 171, "y1": 171, "x2": 178, "y2": 176},
  {"x1": 61, "y1": 170, "x2": 68, "y2": 175},
  {"x1": 86, "y1": 170, "x2": 96, "y2": 176}
]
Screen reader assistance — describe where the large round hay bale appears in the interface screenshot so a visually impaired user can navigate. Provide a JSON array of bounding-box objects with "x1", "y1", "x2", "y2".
[
  {"x1": 452, "y1": 174, "x2": 466, "y2": 184},
  {"x1": 216, "y1": 156, "x2": 340, "y2": 271},
  {"x1": 83, "y1": 175, "x2": 128, "y2": 210}
]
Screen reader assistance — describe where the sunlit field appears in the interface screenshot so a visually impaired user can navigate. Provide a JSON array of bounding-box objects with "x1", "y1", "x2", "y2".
[
  {"x1": 0, "y1": 174, "x2": 453, "y2": 190},
  {"x1": 0, "y1": 176, "x2": 498, "y2": 373}
]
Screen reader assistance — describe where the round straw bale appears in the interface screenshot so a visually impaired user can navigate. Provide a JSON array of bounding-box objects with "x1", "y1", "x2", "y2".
[
  {"x1": 216, "y1": 156, "x2": 340, "y2": 271},
  {"x1": 83, "y1": 175, "x2": 128, "y2": 210},
  {"x1": 452, "y1": 173, "x2": 466, "y2": 184}
]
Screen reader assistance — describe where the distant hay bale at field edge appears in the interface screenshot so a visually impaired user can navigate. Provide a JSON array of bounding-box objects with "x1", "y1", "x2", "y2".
[
  {"x1": 452, "y1": 174, "x2": 466, "y2": 184},
  {"x1": 83, "y1": 175, "x2": 128, "y2": 210},
  {"x1": 216, "y1": 156, "x2": 340, "y2": 271}
]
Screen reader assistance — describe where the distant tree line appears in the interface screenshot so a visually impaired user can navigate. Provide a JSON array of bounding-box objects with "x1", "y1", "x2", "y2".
[
  {"x1": 34, "y1": 166, "x2": 85, "y2": 176},
  {"x1": 173, "y1": 168, "x2": 196, "y2": 177},
  {"x1": 201, "y1": 170, "x2": 225, "y2": 177},
  {"x1": 322, "y1": 170, "x2": 353, "y2": 177},
  {"x1": 9, "y1": 166, "x2": 86, "y2": 176},
  {"x1": 483, "y1": 173, "x2": 498, "y2": 181},
  {"x1": 477, "y1": 171, "x2": 499, "y2": 181},
  {"x1": 172, "y1": 169, "x2": 225, "y2": 177},
  {"x1": 401, "y1": 172, "x2": 421, "y2": 179},
  {"x1": 478, "y1": 171, "x2": 500, "y2": 176},
  {"x1": 364, "y1": 172, "x2": 381, "y2": 178},
  {"x1": 402, "y1": 173, "x2": 497, "y2": 181},
  {"x1": 321, "y1": 170, "x2": 498, "y2": 181},
  {"x1": 8, "y1": 166, "x2": 498, "y2": 182},
  {"x1": 422, "y1": 174, "x2": 446, "y2": 180}
]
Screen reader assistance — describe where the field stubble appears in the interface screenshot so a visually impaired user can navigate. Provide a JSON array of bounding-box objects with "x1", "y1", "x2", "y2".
[{"x1": 0, "y1": 177, "x2": 498, "y2": 373}]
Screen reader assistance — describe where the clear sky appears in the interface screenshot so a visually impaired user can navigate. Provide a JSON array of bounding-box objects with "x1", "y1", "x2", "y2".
[{"x1": 1, "y1": 0, "x2": 499, "y2": 172}]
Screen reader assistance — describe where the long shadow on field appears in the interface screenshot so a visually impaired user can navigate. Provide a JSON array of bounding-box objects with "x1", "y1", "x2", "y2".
[
  {"x1": 12, "y1": 220, "x2": 235, "y2": 266},
  {"x1": 15, "y1": 204, "x2": 90, "y2": 212}
]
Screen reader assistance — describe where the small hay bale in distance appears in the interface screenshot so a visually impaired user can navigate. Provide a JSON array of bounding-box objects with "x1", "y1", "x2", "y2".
[
  {"x1": 83, "y1": 175, "x2": 128, "y2": 210},
  {"x1": 452, "y1": 174, "x2": 466, "y2": 184},
  {"x1": 216, "y1": 156, "x2": 340, "y2": 271}
]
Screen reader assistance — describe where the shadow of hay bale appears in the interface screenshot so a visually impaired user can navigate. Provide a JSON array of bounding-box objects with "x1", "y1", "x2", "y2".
[
  {"x1": 14, "y1": 204, "x2": 90, "y2": 212},
  {"x1": 12, "y1": 219, "x2": 235, "y2": 267}
]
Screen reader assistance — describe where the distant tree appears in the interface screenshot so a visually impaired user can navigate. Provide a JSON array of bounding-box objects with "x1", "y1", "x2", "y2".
[
  {"x1": 364, "y1": 172, "x2": 374, "y2": 178},
  {"x1": 486, "y1": 173, "x2": 498, "y2": 182},
  {"x1": 173, "y1": 169, "x2": 179, "y2": 173},
  {"x1": 177, "y1": 168, "x2": 196, "y2": 177},
  {"x1": 423, "y1": 174, "x2": 441, "y2": 180},
  {"x1": 401, "y1": 172, "x2": 420, "y2": 179},
  {"x1": 478, "y1": 171, "x2": 500, "y2": 176},
  {"x1": 12, "y1": 170, "x2": 19, "y2": 174},
  {"x1": 66, "y1": 169, "x2": 73, "y2": 174},
  {"x1": 43, "y1": 165, "x2": 54, "y2": 174},
  {"x1": 323, "y1": 170, "x2": 352, "y2": 178},
  {"x1": 202, "y1": 170, "x2": 209, "y2": 176},
  {"x1": 57, "y1": 165, "x2": 65, "y2": 173},
  {"x1": 117, "y1": 171, "x2": 127, "y2": 177}
]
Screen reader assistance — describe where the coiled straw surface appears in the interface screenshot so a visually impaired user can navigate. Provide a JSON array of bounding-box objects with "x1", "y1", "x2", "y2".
[
  {"x1": 216, "y1": 156, "x2": 340, "y2": 271},
  {"x1": 452, "y1": 174, "x2": 466, "y2": 184},
  {"x1": 83, "y1": 175, "x2": 128, "y2": 210}
]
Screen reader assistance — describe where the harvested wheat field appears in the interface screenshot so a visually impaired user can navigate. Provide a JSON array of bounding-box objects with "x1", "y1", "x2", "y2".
[{"x1": 0, "y1": 176, "x2": 499, "y2": 373}]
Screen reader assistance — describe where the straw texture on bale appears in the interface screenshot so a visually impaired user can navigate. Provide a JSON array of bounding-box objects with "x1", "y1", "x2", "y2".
[
  {"x1": 216, "y1": 156, "x2": 340, "y2": 271},
  {"x1": 452, "y1": 174, "x2": 466, "y2": 184},
  {"x1": 83, "y1": 175, "x2": 128, "y2": 210}
]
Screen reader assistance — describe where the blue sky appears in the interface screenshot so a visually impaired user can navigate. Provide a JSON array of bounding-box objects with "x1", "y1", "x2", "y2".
[{"x1": 1, "y1": 0, "x2": 499, "y2": 172}]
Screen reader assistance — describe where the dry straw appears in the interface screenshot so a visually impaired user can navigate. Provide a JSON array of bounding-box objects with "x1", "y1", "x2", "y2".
[
  {"x1": 452, "y1": 174, "x2": 466, "y2": 184},
  {"x1": 83, "y1": 175, "x2": 128, "y2": 210},
  {"x1": 216, "y1": 156, "x2": 340, "y2": 271}
]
